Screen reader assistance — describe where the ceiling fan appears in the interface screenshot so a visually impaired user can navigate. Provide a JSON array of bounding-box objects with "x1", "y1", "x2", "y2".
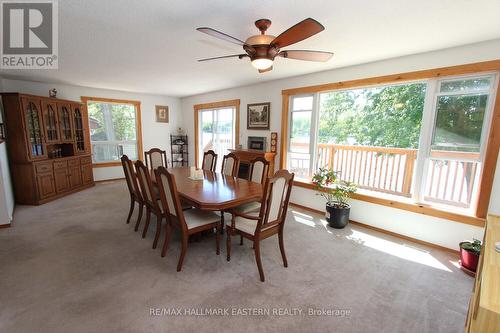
[{"x1": 196, "y1": 18, "x2": 333, "y2": 73}]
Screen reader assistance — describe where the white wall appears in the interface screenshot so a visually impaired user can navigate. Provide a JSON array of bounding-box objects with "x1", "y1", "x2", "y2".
[
  {"x1": 290, "y1": 187, "x2": 484, "y2": 250},
  {"x1": 181, "y1": 39, "x2": 500, "y2": 250},
  {"x1": 1, "y1": 78, "x2": 182, "y2": 181}
]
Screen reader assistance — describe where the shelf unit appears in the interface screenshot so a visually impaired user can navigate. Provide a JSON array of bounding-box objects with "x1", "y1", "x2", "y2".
[{"x1": 170, "y1": 134, "x2": 188, "y2": 168}]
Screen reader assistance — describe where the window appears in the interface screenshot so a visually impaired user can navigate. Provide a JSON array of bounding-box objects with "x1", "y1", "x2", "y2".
[
  {"x1": 198, "y1": 107, "x2": 236, "y2": 170},
  {"x1": 419, "y1": 76, "x2": 495, "y2": 209},
  {"x1": 286, "y1": 73, "x2": 498, "y2": 213},
  {"x1": 83, "y1": 97, "x2": 142, "y2": 165},
  {"x1": 289, "y1": 96, "x2": 314, "y2": 178},
  {"x1": 194, "y1": 99, "x2": 240, "y2": 169},
  {"x1": 289, "y1": 82, "x2": 427, "y2": 197}
]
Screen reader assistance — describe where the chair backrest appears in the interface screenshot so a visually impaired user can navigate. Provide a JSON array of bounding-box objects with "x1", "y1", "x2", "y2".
[
  {"x1": 256, "y1": 169, "x2": 294, "y2": 233},
  {"x1": 121, "y1": 155, "x2": 142, "y2": 201},
  {"x1": 134, "y1": 160, "x2": 160, "y2": 211},
  {"x1": 155, "y1": 166, "x2": 188, "y2": 233},
  {"x1": 249, "y1": 157, "x2": 270, "y2": 184},
  {"x1": 221, "y1": 153, "x2": 240, "y2": 177},
  {"x1": 145, "y1": 148, "x2": 167, "y2": 170},
  {"x1": 202, "y1": 150, "x2": 217, "y2": 171}
]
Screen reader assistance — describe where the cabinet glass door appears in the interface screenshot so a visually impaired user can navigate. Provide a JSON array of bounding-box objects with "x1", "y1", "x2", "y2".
[
  {"x1": 43, "y1": 102, "x2": 59, "y2": 142},
  {"x1": 23, "y1": 99, "x2": 45, "y2": 158},
  {"x1": 59, "y1": 104, "x2": 73, "y2": 141},
  {"x1": 73, "y1": 105, "x2": 85, "y2": 153}
]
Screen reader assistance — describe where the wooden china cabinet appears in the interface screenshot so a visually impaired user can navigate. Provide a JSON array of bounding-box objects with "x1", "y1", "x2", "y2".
[{"x1": 1, "y1": 93, "x2": 94, "y2": 205}]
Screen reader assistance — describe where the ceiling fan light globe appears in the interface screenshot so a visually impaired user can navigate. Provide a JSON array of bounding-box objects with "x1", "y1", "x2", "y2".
[
  {"x1": 251, "y1": 58, "x2": 273, "y2": 70},
  {"x1": 245, "y1": 35, "x2": 275, "y2": 46}
]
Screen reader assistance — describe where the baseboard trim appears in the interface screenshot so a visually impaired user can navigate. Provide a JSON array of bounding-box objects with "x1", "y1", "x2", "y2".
[
  {"x1": 289, "y1": 202, "x2": 458, "y2": 254},
  {"x1": 0, "y1": 223, "x2": 11, "y2": 229},
  {"x1": 94, "y1": 177, "x2": 125, "y2": 183}
]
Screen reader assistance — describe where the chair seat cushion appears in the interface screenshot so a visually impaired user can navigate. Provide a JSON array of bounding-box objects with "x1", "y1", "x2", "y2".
[
  {"x1": 184, "y1": 209, "x2": 220, "y2": 230},
  {"x1": 232, "y1": 201, "x2": 261, "y2": 214},
  {"x1": 226, "y1": 215, "x2": 259, "y2": 235}
]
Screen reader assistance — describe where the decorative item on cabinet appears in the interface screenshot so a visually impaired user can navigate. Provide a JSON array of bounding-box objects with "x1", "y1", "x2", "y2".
[
  {"x1": 270, "y1": 132, "x2": 278, "y2": 153},
  {"x1": 0, "y1": 93, "x2": 94, "y2": 205},
  {"x1": 49, "y1": 88, "x2": 57, "y2": 98},
  {"x1": 247, "y1": 136, "x2": 266, "y2": 151}
]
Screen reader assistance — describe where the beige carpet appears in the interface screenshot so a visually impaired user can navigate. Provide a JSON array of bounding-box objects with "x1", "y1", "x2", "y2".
[{"x1": 0, "y1": 180, "x2": 473, "y2": 333}]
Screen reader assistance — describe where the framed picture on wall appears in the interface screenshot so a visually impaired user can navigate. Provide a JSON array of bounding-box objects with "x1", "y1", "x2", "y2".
[
  {"x1": 247, "y1": 102, "x2": 270, "y2": 130},
  {"x1": 155, "y1": 105, "x2": 169, "y2": 123}
]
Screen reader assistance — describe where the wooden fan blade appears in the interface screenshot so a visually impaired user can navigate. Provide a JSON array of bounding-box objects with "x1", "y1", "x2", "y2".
[
  {"x1": 196, "y1": 27, "x2": 246, "y2": 46},
  {"x1": 271, "y1": 18, "x2": 324, "y2": 48},
  {"x1": 258, "y1": 66, "x2": 273, "y2": 73},
  {"x1": 278, "y1": 50, "x2": 333, "y2": 62},
  {"x1": 198, "y1": 54, "x2": 248, "y2": 62}
]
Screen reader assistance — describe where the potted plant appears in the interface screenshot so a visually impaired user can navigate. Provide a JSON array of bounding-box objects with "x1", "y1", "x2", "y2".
[
  {"x1": 459, "y1": 239, "x2": 481, "y2": 273},
  {"x1": 312, "y1": 168, "x2": 357, "y2": 229}
]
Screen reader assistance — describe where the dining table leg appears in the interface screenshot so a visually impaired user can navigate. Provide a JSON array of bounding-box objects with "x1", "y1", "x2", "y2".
[{"x1": 220, "y1": 210, "x2": 224, "y2": 234}]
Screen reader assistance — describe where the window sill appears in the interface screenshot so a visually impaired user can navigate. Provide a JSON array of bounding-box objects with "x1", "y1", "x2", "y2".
[{"x1": 293, "y1": 180, "x2": 485, "y2": 227}]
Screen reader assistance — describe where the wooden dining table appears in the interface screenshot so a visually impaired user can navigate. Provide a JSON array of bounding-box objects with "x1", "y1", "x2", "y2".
[{"x1": 164, "y1": 167, "x2": 263, "y2": 211}]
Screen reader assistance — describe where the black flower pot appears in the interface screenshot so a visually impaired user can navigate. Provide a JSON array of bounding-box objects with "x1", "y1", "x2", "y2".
[{"x1": 326, "y1": 204, "x2": 350, "y2": 229}]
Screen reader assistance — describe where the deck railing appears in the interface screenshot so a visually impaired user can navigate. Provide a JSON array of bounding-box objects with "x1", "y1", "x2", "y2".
[
  {"x1": 290, "y1": 143, "x2": 480, "y2": 208},
  {"x1": 316, "y1": 143, "x2": 417, "y2": 197},
  {"x1": 424, "y1": 151, "x2": 480, "y2": 208}
]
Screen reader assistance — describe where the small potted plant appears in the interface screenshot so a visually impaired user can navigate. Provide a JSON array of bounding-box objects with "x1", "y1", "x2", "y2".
[
  {"x1": 459, "y1": 239, "x2": 481, "y2": 273},
  {"x1": 312, "y1": 168, "x2": 357, "y2": 229}
]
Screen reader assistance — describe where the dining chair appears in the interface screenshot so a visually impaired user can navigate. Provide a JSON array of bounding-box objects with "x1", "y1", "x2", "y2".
[
  {"x1": 121, "y1": 155, "x2": 144, "y2": 228},
  {"x1": 134, "y1": 160, "x2": 164, "y2": 249},
  {"x1": 145, "y1": 148, "x2": 167, "y2": 171},
  {"x1": 202, "y1": 150, "x2": 217, "y2": 171},
  {"x1": 221, "y1": 152, "x2": 240, "y2": 177},
  {"x1": 226, "y1": 169, "x2": 295, "y2": 282},
  {"x1": 155, "y1": 166, "x2": 221, "y2": 271},
  {"x1": 145, "y1": 147, "x2": 195, "y2": 210},
  {"x1": 219, "y1": 152, "x2": 241, "y2": 232},
  {"x1": 234, "y1": 157, "x2": 270, "y2": 213},
  {"x1": 249, "y1": 157, "x2": 270, "y2": 184},
  {"x1": 231, "y1": 157, "x2": 270, "y2": 245}
]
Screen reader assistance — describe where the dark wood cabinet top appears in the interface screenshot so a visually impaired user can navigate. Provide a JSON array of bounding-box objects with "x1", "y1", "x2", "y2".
[
  {"x1": 228, "y1": 148, "x2": 276, "y2": 156},
  {"x1": 0, "y1": 92, "x2": 83, "y2": 105},
  {"x1": 227, "y1": 149, "x2": 277, "y2": 176}
]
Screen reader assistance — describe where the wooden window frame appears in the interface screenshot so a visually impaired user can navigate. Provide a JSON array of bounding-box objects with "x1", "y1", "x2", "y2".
[
  {"x1": 81, "y1": 96, "x2": 143, "y2": 167},
  {"x1": 280, "y1": 60, "x2": 500, "y2": 226},
  {"x1": 193, "y1": 99, "x2": 240, "y2": 168}
]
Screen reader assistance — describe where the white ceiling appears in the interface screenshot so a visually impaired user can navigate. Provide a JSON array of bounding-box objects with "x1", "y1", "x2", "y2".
[{"x1": 1, "y1": 0, "x2": 500, "y2": 97}]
